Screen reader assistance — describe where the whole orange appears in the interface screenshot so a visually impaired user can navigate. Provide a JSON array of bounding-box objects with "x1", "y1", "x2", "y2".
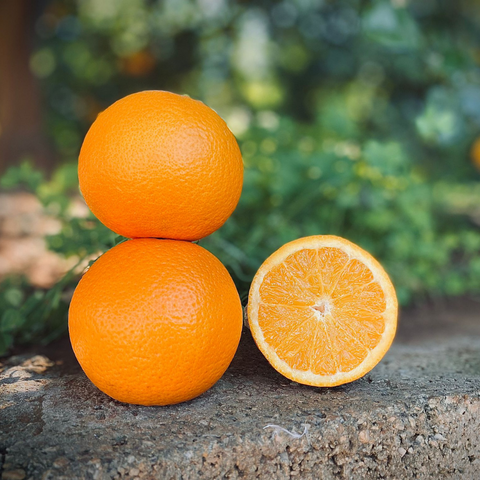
[
  {"x1": 471, "y1": 137, "x2": 480, "y2": 171},
  {"x1": 68, "y1": 238, "x2": 243, "y2": 406},
  {"x1": 78, "y1": 91, "x2": 243, "y2": 240}
]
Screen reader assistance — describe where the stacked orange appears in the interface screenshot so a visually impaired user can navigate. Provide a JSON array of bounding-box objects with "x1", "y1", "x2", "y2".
[{"x1": 69, "y1": 91, "x2": 244, "y2": 406}]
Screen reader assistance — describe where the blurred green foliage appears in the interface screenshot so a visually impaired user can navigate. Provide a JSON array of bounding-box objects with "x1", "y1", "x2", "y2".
[
  {"x1": 2, "y1": 0, "x2": 480, "y2": 354},
  {"x1": 0, "y1": 163, "x2": 122, "y2": 354}
]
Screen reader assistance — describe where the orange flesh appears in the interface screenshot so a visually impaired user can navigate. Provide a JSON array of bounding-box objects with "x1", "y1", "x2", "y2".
[{"x1": 257, "y1": 247, "x2": 387, "y2": 376}]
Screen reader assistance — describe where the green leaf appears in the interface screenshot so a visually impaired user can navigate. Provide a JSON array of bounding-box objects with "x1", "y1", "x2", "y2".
[
  {"x1": 4, "y1": 288, "x2": 24, "y2": 308},
  {"x1": 1, "y1": 309, "x2": 26, "y2": 333},
  {"x1": 0, "y1": 161, "x2": 44, "y2": 191},
  {"x1": 0, "y1": 333, "x2": 14, "y2": 356},
  {"x1": 363, "y1": 3, "x2": 421, "y2": 51}
]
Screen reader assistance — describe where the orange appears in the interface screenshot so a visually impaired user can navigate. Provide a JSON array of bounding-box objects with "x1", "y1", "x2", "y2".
[
  {"x1": 471, "y1": 137, "x2": 480, "y2": 171},
  {"x1": 248, "y1": 235, "x2": 397, "y2": 387},
  {"x1": 68, "y1": 238, "x2": 243, "y2": 406},
  {"x1": 78, "y1": 91, "x2": 243, "y2": 240},
  {"x1": 121, "y1": 50, "x2": 156, "y2": 77}
]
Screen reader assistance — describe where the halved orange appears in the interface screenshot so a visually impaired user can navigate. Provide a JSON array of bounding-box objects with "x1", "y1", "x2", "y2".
[{"x1": 248, "y1": 235, "x2": 398, "y2": 386}]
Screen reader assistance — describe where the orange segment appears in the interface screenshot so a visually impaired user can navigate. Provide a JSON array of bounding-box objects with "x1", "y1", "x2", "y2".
[
  {"x1": 257, "y1": 304, "x2": 337, "y2": 375},
  {"x1": 335, "y1": 313, "x2": 384, "y2": 349},
  {"x1": 259, "y1": 262, "x2": 317, "y2": 306},
  {"x1": 334, "y1": 281, "x2": 387, "y2": 313},
  {"x1": 309, "y1": 318, "x2": 338, "y2": 376},
  {"x1": 317, "y1": 247, "x2": 350, "y2": 295},
  {"x1": 332, "y1": 258, "x2": 375, "y2": 298},
  {"x1": 248, "y1": 235, "x2": 398, "y2": 387},
  {"x1": 283, "y1": 248, "x2": 324, "y2": 297},
  {"x1": 258, "y1": 304, "x2": 317, "y2": 372},
  {"x1": 331, "y1": 322, "x2": 369, "y2": 372}
]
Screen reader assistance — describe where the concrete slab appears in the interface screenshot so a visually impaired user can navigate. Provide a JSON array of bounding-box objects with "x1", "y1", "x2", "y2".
[{"x1": 1, "y1": 298, "x2": 480, "y2": 479}]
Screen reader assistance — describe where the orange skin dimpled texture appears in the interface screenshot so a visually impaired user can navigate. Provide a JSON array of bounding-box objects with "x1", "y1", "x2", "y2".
[
  {"x1": 78, "y1": 91, "x2": 244, "y2": 240},
  {"x1": 68, "y1": 239, "x2": 243, "y2": 406}
]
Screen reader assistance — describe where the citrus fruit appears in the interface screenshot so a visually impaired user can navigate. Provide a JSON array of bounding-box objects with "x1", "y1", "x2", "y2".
[
  {"x1": 248, "y1": 235, "x2": 397, "y2": 387},
  {"x1": 69, "y1": 238, "x2": 243, "y2": 406},
  {"x1": 78, "y1": 90, "x2": 243, "y2": 240},
  {"x1": 471, "y1": 137, "x2": 480, "y2": 171}
]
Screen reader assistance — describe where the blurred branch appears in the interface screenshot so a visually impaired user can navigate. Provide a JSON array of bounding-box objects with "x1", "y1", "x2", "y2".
[{"x1": 0, "y1": 0, "x2": 54, "y2": 173}]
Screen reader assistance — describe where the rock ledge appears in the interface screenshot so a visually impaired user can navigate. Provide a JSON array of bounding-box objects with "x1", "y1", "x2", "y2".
[{"x1": 1, "y1": 299, "x2": 480, "y2": 479}]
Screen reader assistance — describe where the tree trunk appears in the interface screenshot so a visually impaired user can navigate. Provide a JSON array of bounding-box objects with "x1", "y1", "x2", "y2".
[{"x1": 0, "y1": 0, "x2": 54, "y2": 174}]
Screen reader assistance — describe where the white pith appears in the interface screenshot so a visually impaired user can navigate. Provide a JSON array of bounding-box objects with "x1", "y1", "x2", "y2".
[{"x1": 312, "y1": 297, "x2": 332, "y2": 319}]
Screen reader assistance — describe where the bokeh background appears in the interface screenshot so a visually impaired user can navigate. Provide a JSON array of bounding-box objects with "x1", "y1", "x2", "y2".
[{"x1": 1, "y1": 0, "x2": 480, "y2": 355}]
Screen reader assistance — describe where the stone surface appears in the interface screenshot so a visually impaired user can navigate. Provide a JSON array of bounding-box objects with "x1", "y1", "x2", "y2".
[{"x1": 1, "y1": 298, "x2": 480, "y2": 479}]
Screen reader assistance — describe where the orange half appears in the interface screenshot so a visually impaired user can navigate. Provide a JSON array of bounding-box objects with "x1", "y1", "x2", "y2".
[{"x1": 248, "y1": 235, "x2": 398, "y2": 386}]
